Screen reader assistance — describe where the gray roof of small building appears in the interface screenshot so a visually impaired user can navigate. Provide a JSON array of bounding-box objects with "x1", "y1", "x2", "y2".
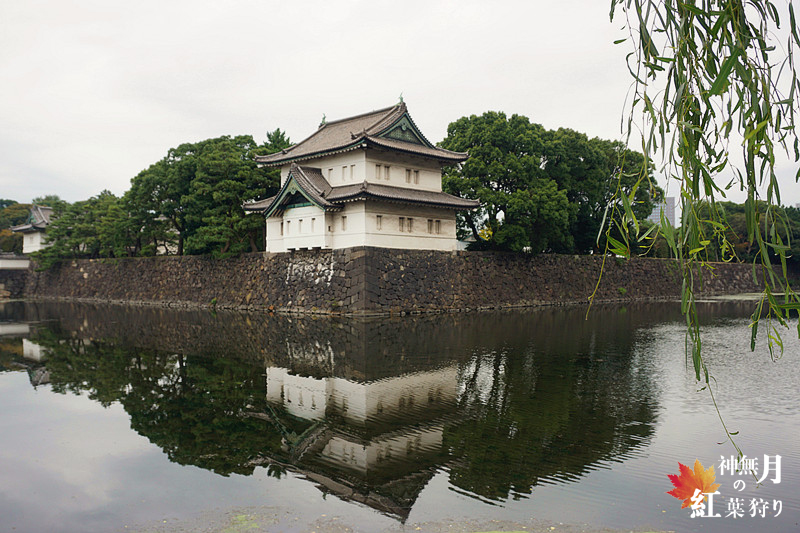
[
  {"x1": 10, "y1": 205, "x2": 53, "y2": 233},
  {"x1": 254, "y1": 103, "x2": 467, "y2": 166}
]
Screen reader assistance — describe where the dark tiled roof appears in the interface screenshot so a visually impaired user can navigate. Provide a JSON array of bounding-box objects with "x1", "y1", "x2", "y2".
[
  {"x1": 253, "y1": 165, "x2": 341, "y2": 217},
  {"x1": 326, "y1": 182, "x2": 480, "y2": 210},
  {"x1": 364, "y1": 136, "x2": 466, "y2": 161},
  {"x1": 242, "y1": 196, "x2": 276, "y2": 212},
  {"x1": 249, "y1": 164, "x2": 479, "y2": 215},
  {"x1": 254, "y1": 103, "x2": 467, "y2": 165},
  {"x1": 11, "y1": 205, "x2": 53, "y2": 233},
  {"x1": 289, "y1": 165, "x2": 337, "y2": 208}
]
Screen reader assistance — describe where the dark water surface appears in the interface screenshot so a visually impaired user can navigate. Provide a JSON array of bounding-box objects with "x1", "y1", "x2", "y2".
[{"x1": 0, "y1": 299, "x2": 797, "y2": 532}]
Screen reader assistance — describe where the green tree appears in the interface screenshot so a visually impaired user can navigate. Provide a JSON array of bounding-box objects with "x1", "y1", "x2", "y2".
[
  {"x1": 440, "y1": 112, "x2": 571, "y2": 252},
  {"x1": 127, "y1": 133, "x2": 288, "y2": 257},
  {"x1": 256, "y1": 128, "x2": 292, "y2": 158},
  {"x1": 31, "y1": 195, "x2": 69, "y2": 215},
  {"x1": 440, "y1": 112, "x2": 657, "y2": 254},
  {"x1": 128, "y1": 147, "x2": 194, "y2": 256},
  {"x1": 0, "y1": 202, "x2": 30, "y2": 229},
  {"x1": 184, "y1": 135, "x2": 274, "y2": 256},
  {"x1": 33, "y1": 191, "x2": 131, "y2": 268},
  {"x1": 0, "y1": 229, "x2": 21, "y2": 254},
  {"x1": 123, "y1": 159, "x2": 180, "y2": 255},
  {"x1": 540, "y1": 128, "x2": 658, "y2": 254},
  {"x1": 0, "y1": 202, "x2": 30, "y2": 254}
]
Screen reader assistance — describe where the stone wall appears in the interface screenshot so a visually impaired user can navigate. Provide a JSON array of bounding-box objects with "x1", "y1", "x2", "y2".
[
  {"x1": 362, "y1": 249, "x2": 761, "y2": 311},
  {"x1": 0, "y1": 269, "x2": 28, "y2": 299},
  {"x1": 17, "y1": 247, "x2": 762, "y2": 315}
]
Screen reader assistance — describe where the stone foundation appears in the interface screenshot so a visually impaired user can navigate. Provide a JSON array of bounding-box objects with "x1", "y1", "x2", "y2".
[
  {"x1": 15, "y1": 248, "x2": 762, "y2": 315},
  {"x1": 0, "y1": 269, "x2": 29, "y2": 299}
]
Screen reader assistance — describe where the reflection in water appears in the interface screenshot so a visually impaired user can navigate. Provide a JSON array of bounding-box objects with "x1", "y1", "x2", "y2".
[
  {"x1": 0, "y1": 299, "x2": 757, "y2": 522},
  {"x1": 0, "y1": 315, "x2": 50, "y2": 386}
]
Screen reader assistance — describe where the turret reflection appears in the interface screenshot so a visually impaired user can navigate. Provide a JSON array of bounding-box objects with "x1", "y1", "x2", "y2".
[{"x1": 2, "y1": 300, "x2": 757, "y2": 519}]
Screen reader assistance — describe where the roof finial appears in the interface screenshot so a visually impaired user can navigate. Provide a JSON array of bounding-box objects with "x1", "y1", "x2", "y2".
[
  {"x1": 398, "y1": 92, "x2": 404, "y2": 104},
  {"x1": 320, "y1": 113, "x2": 326, "y2": 127}
]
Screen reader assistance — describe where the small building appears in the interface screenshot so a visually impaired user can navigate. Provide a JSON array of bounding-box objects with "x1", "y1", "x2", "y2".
[
  {"x1": 247, "y1": 102, "x2": 478, "y2": 252},
  {"x1": 11, "y1": 205, "x2": 53, "y2": 254}
]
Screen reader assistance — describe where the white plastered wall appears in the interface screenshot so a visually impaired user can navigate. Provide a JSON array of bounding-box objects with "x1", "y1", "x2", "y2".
[
  {"x1": 267, "y1": 201, "x2": 459, "y2": 252},
  {"x1": 362, "y1": 202, "x2": 458, "y2": 251},
  {"x1": 280, "y1": 151, "x2": 366, "y2": 187},
  {"x1": 327, "y1": 202, "x2": 368, "y2": 250},
  {"x1": 279, "y1": 149, "x2": 444, "y2": 193},
  {"x1": 266, "y1": 204, "x2": 327, "y2": 252},
  {"x1": 319, "y1": 426, "x2": 443, "y2": 474},
  {"x1": 364, "y1": 150, "x2": 443, "y2": 192},
  {"x1": 22, "y1": 232, "x2": 49, "y2": 254}
]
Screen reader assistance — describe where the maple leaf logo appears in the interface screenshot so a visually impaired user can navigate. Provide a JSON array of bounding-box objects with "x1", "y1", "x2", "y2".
[{"x1": 667, "y1": 459, "x2": 721, "y2": 508}]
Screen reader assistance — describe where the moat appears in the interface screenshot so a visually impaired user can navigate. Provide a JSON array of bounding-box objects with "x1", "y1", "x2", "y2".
[{"x1": 0, "y1": 299, "x2": 797, "y2": 532}]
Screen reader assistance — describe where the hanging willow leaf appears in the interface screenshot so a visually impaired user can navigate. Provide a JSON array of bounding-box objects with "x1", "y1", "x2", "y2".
[
  {"x1": 603, "y1": 0, "x2": 800, "y2": 451},
  {"x1": 709, "y1": 50, "x2": 741, "y2": 95}
]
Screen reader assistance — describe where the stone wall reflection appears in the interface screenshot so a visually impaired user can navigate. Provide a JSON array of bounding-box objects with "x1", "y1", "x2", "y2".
[{"x1": 1, "y1": 300, "x2": 757, "y2": 519}]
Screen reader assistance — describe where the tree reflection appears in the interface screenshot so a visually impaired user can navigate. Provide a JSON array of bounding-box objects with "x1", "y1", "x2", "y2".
[
  {"x1": 15, "y1": 301, "x2": 678, "y2": 516},
  {"x1": 33, "y1": 327, "x2": 293, "y2": 476},
  {"x1": 447, "y1": 326, "x2": 658, "y2": 500}
]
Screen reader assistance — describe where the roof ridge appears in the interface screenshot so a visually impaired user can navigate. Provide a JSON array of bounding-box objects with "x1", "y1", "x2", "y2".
[
  {"x1": 256, "y1": 105, "x2": 401, "y2": 163},
  {"x1": 321, "y1": 103, "x2": 402, "y2": 129},
  {"x1": 253, "y1": 102, "x2": 467, "y2": 166}
]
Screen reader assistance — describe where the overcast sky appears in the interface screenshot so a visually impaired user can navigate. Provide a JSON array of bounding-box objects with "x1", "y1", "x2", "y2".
[{"x1": 1, "y1": 0, "x2": 798, "y2": 208}]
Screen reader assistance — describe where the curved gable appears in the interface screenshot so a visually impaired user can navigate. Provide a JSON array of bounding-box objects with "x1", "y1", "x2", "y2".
[{"x1": 263, "y1": 166, "x2": 339, "y2": 218}]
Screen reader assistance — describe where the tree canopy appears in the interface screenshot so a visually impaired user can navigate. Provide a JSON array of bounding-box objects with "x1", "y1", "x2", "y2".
[
  {"x1": 440, "y1": 111, "x2": 658, "y2": 254},
  {"x1": 126, "y1": 134, "x2": 284, "y2": 257},
  {"x1": 33, "y1": 130, "x2": 290, "y2": 266},
  {"x1": 34, "y1": 191, "x2": 128, "y2": 268}
]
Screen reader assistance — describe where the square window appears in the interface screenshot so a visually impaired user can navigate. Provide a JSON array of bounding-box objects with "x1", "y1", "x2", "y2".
[
  {"x1": 399, "y1": 217, "x2": 405, "y2": 231},
  {"x1": 376, "y1": 215, "x2": 382, "y2": 230},
  {"x1": 341, "y1": 216, "x2": 347, "y2": 231},
  {"x1": 385, "y1": 165, "x2": 390, "y2": 180},
  {"x1": 407, "y1": 218, "x2": 413, "y2": 232}
]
